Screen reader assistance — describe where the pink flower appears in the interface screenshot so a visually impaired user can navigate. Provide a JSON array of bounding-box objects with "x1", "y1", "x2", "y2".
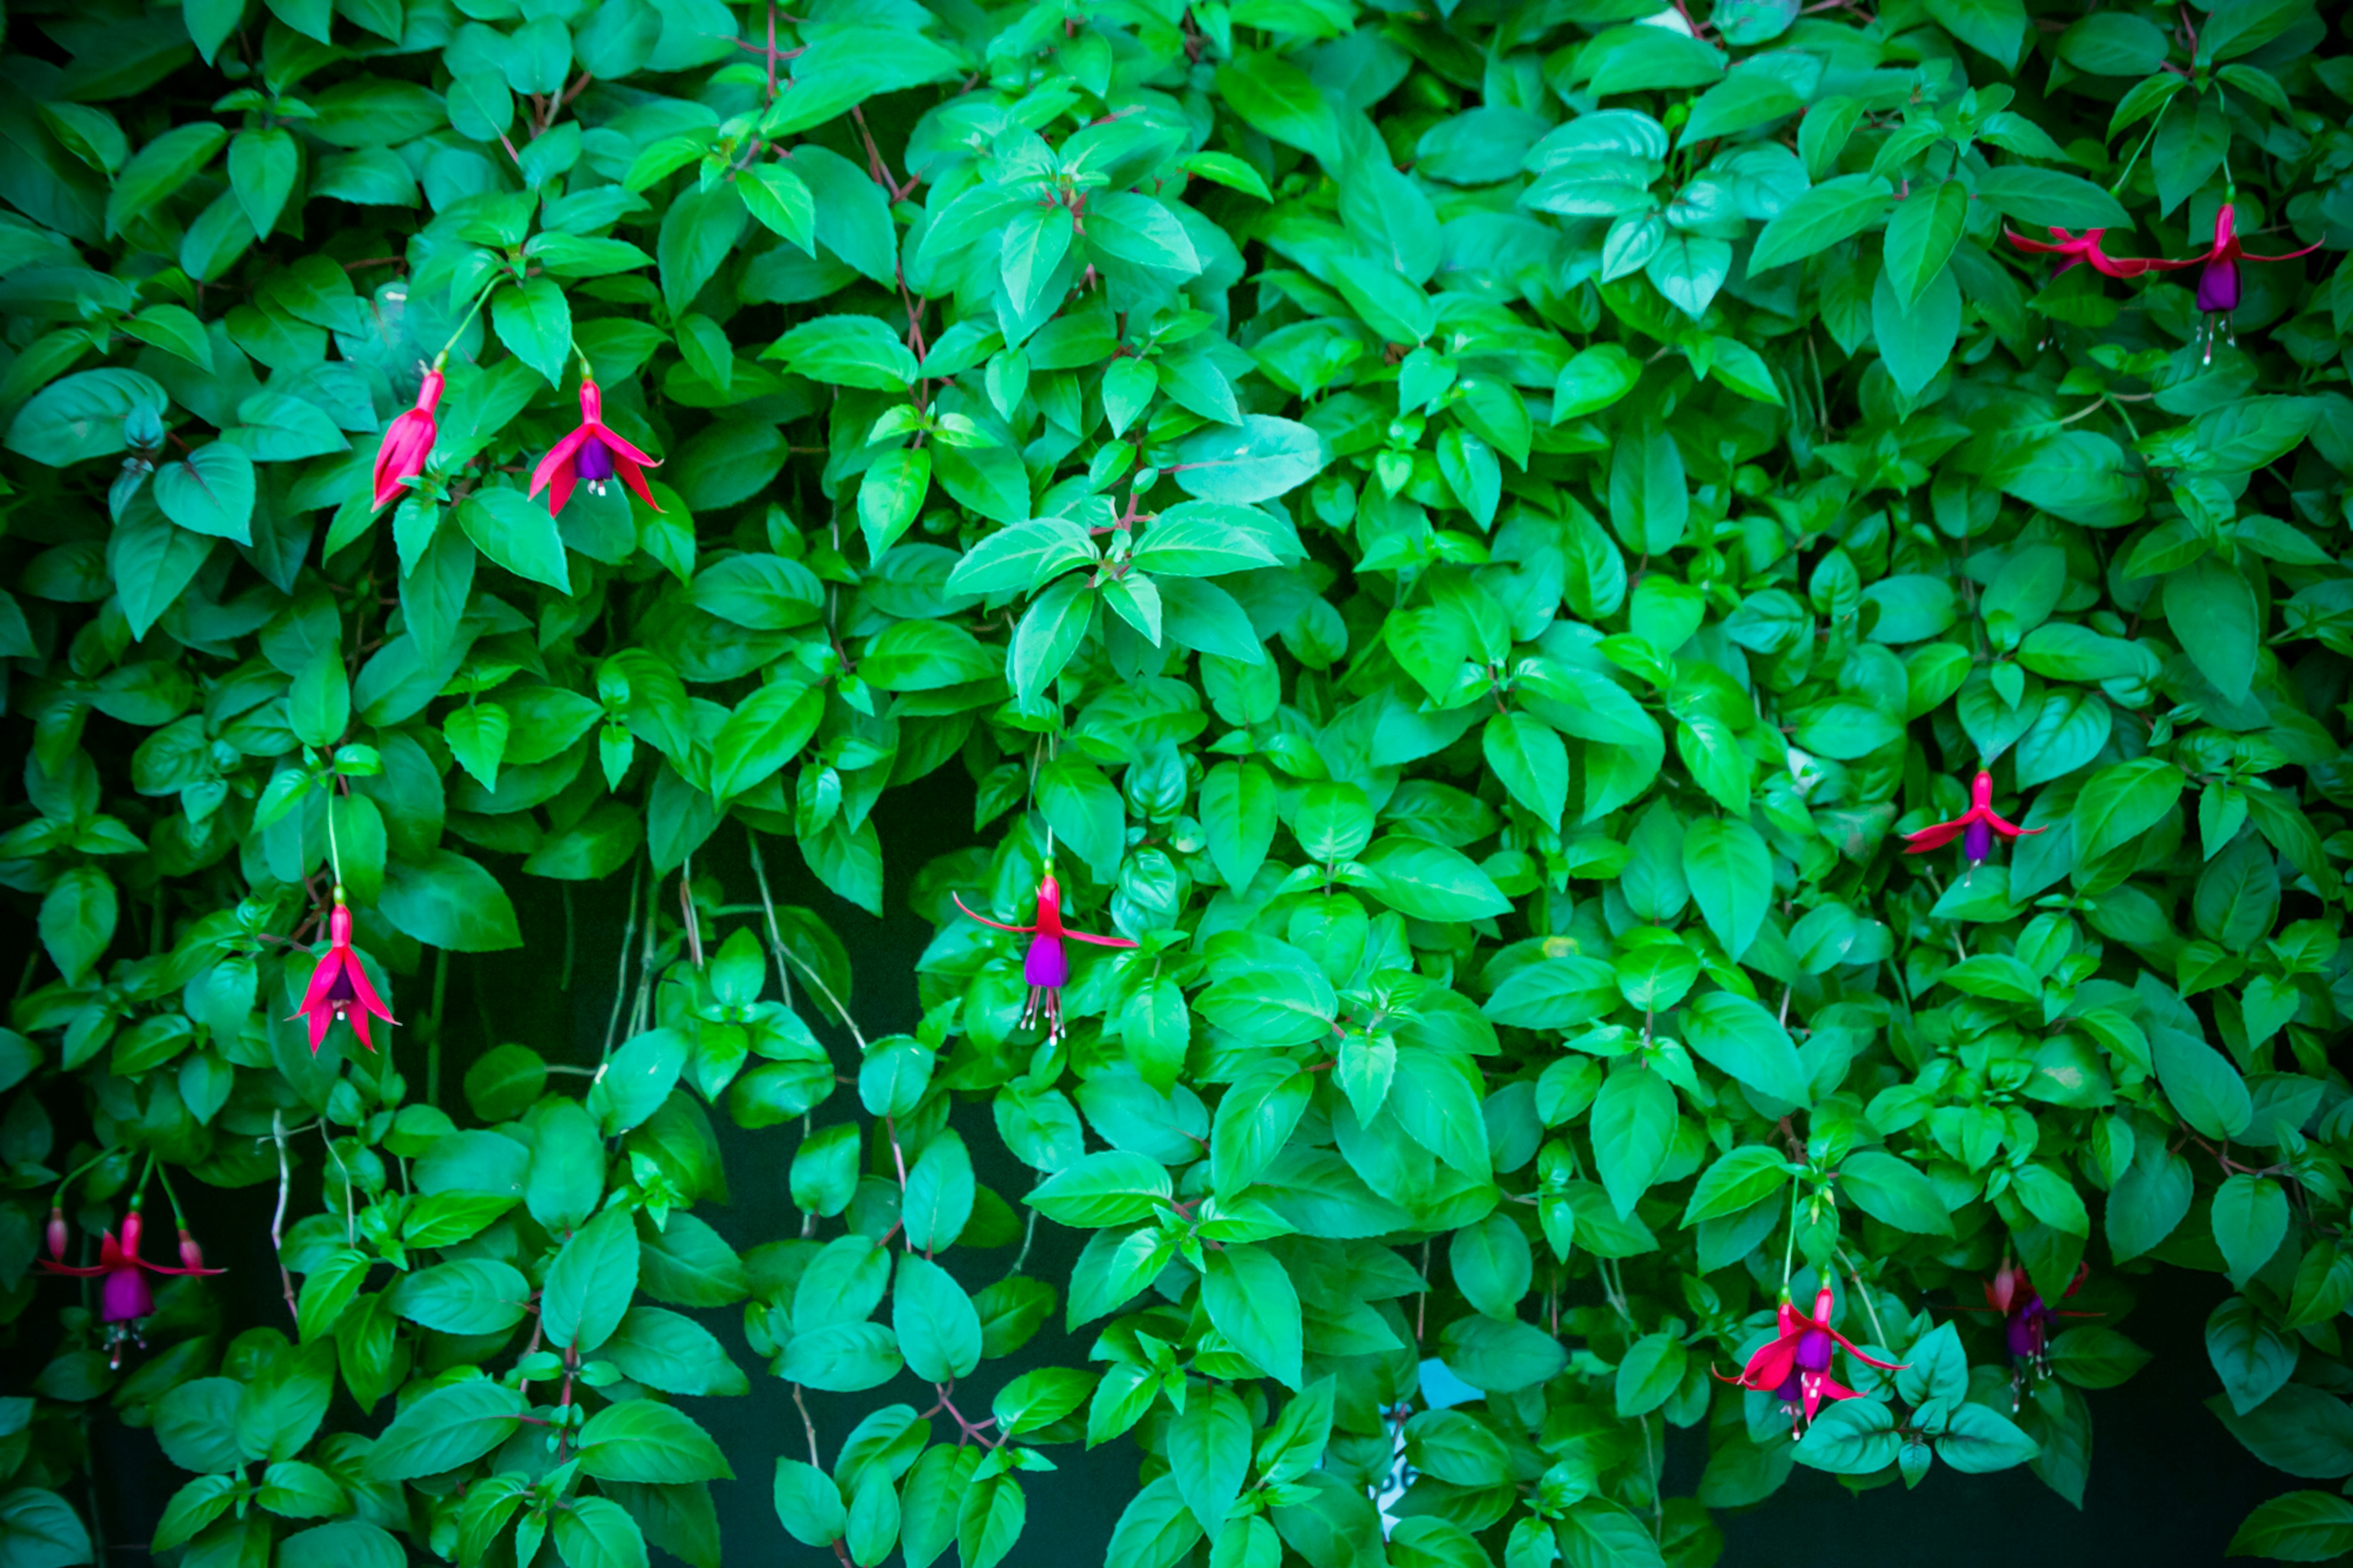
[
  {"x1": 1903, "y1": 770, "x2": 2042, "y2": 864},
  {"x1": 953, "y1": 868, "x2": 1137, "y2": 1039},
  {"x1": 371, "y1": 369, "x2": 443, "y2": 512},
  {"x1": 288, "y1": 892, "x2": 396, "y2": 1054},
  {"x1": 2002, "y1": 226, "x2": 2170, "y2": 281},
  {"x1": 1719, "y1": 1286, "x2": 1907, "y2": 1433},
  {"x1": 2152, "y1": 201, "x2": 2322, "y2": 315},
  {"x1": 40, "y1": 1206, "x2": 223, "y2": 1365},
  {"x1": 527, "y1": 377, "x2": 662, "y2": 519}
]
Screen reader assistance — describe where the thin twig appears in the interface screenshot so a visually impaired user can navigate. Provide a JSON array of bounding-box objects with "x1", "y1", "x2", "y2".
[
  {"x1": 602, "y1": 860, "x2": 644, "y2": 1062},
  {"x1": 269, "y1": 1111, "x2": 298, "y2": 1324}
]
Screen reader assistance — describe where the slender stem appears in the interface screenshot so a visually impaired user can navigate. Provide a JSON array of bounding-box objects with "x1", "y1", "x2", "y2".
[
  {"x1": 602, "y1": 860, "x2": 644, "y2": 1061},
  {"x1": 1837, "y1": 1249, "x2": 1892, "y2": 1349},
  {"x1": 433, "y1": 278, "x2": 499, "y2": 362},
  {"x1": 631, "y1": 863, "x2": 661, "y2": 1039},
  {"x1": 748, "y1": 833, "x2": 866, "y2": 1049},
  {"x1": 269, "y1": 1112, "x2": 298, "y2": 1322},
  {"x1": 2109, "y1": 97, "x2": 2171, "y2": 195},
  {"x1": 1000, "y1": 1205, "x2": 1040, "y2": 1283},
  {"x1": 679, "y1": 855, "x2": 705, "y2": 969},
  {"x1": 1781, "y1": 1182, "x2": 1802, "y2": 1297},
  {"x1": 151, "y1": 1160, "x2": 187, "y2": 1229},
  {"x1": 793, "y1": 1383, "x2": 823, "y2": 1468}
]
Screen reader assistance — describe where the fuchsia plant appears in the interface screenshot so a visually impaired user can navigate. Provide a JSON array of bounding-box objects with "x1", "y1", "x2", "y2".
[
  {"x1": 529, "y1": 374, "x2": 664, "y2": 518},
  {"x1": 369, "y1": 366, "x2": 443, "y2": 511},
  {"x1": 288, "y1": 889, "x2": 396, "y2": 1054},
  {"x1": 39, "y1": 1204, "x2": 222, "y2": 1367},
  {"x1": 1903, "y1": 771, "x2": 2042, "y2": 864},
  {"x1": 1722, "y1": 1287, "x2": 1909, "y2": 1435},
  {"x1": 953, "y1": 866, "x2": 1137, "y2": 1039}
]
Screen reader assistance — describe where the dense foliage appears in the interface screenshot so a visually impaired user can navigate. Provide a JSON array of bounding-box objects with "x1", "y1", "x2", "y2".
[{"x1": 4, "y1": 0, "x2": 2353, "y2": 1564}]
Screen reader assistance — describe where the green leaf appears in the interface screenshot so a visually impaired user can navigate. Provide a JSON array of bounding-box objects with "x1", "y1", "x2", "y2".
[
  {"x1": 2164, "y1": 556, "x2": 2259, "y2": 703},
  {"x1": 1749, "y1": 175, "x2": 1893, "y2": 272},
  {"x1": 2151, "y1": 1023, "x2": 2253, "y2": 1140},
  {"x1": 2072, "y1": 758, "x2": 2184, "y2": 863},
  {"x1": 767, "y1": 314, "x2": 920, "y2": 390},
  {"x1": 576, "y1": 1399, "x2": 733, "y2": 1484},
  {"x1": 1202, "y1": 1244, "x2": 1304, "y2": 1388},
  {"x1": 1172, "y1": 416, "x2": 1328, "y2": 504},
  {"x1": 107, "y1": 123, "x2": 229, "y2": 236},
  {"x1": 1025, "y1": 1151, "x2": 1172, "y2": 1227},
  {"x1": 1975, "y1": 165, "x2": 2132, "y2": 230},
  {"x1": 456, "y1": 486, "x2": 572, "y2": 593},
  {"x1": 1682, "y1": 991, "x2": 1813, "y2": 1105},
  {"x1": 540, "y1": 1206, "x2": 640, "y2": 1355},
  {"x1": 1794, "y1": 1396, "x2": 1901, "y2": 1474},
  {"x1": 492, "y1": 277, "x2": 573, "y2": 387},
  {"x1": 1590, "y1": 1069, "x2": 1677, "y2": 1218},
  {"x1": 1934, "y1": 1403, "x2": 2039, "y2": 1473},
  {"x1": 2227, "y1": 1493, "x2": 2353, "y2": 1562},
  {"x1": 708, "y1": 681, "x2": 823, "y2": 801},
  {"x1": 1681, "y1": 818, "x2": 1771, "y2": 960},
  {"x1": 382, "y1": 850, "x2": 522, "y2": 952},
  {"x1": 893, "y1": 1254, "x2": 982, "y2": 1383},
  {"x1": 362, "y1": 1379, "x2": 527, "y2": 1479},
  {"x1": 2207, "y1": 1294, "x2": 2298, "y2": 1416},
  {"x1": 1357, "y1": 836, "x2": 1511, "y2": 921},
  {"x1": 1607, "y1": 420, "x2": 1687, "y2": 554},
  {"x1": 1683, "y1": 1145, "x2": 1790, "y2": 1224},
  {"x1": 773, "y1": 1458, "x2": 846, "y2": 1547},
  {"x1": 2211, "y1": 1174, "x2": 2290, "y2": 1285},
  {"x1": 154, "y1": 442, "x2": 256, "y2": 543},
  {"x1": 1838, "y1": 1149, "x2": 1955, "y2": 1235}
]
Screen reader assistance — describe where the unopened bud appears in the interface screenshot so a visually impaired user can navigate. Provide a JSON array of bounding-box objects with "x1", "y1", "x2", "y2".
[
  {"x1": 45, "y1": 1207, "x2": 66, "y2": 1262},
  {"x1": 178, "y1": 1229, "x2": 205, "y2": 1272}
]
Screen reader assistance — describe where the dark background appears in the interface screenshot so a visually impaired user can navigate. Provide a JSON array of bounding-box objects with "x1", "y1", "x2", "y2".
[{"x1": 59, "y1": 765, "x2": 2284, "y2": 1564}]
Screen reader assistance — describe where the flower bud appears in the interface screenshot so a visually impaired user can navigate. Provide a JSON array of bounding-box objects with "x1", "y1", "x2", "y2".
[
  {"x1": 45, "y1": 1207, "x2": 66, "y2": 1262},
  {"x1": 178, "y1": 1229, "x2": 205, "y2": 1271}
]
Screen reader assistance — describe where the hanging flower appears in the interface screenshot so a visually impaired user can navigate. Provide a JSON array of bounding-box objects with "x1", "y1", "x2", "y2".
[
  {"x1": 40, "y1": 1205, "x2": 223, "y2": 1366},
  {"x1": 1719, "y1": 1287, "x2": 1908, "y2": 1434},
  {"x1": 1903, "y1": 771, "x2": 2042, "y2": 864},
  {"x1": 289, "y1": 889, "x2": 396, "y2": 1054},
  {"x1": 2156, "y1": 200, "x2": 2321, "y2": 317},
  {"x1": 370, "y1": 366, "x2": 444, "y2": 512},
  {"x1": 1985, "y1": 1260, "x2": 2091, "y2": 1406},
  {"x1": 2001, "y1": 226, "x2": 2170, "y2": 281},
  {"x1": 528, "y1": 376, "x2": 663, "y2": 519},
  {"x1": 952, "y1": 866, "x2": 1137, "y2": 1039}
]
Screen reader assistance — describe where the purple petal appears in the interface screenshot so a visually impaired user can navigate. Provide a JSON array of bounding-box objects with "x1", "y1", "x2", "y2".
[
  {"x1": 102, "y1": 1267, "x2": 154, "y2": 1325},
  {"x1": 2196, "y1": 258, "x2": 2240, "y2": 314},
  {"x1": 575, "y1": 435, "x2": 615, "y2": 482},
  {"x1": 1024, "y1": 934, "x2": 1067, "y2": 990},
  {"x1": 1964, "y1": 817, "x2": 1994, "y2": 863}
]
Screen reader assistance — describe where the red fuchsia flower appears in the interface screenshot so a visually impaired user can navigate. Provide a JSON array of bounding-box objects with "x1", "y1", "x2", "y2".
[
  {"x1": 289, "y1": 890, "x2": 396, "y2": 1054},
  {"x1": 2001, "y1": 226, "x2": 2172, "y2": 282},
  {"x1": 1719, "y1": 1286, "x2": 1908, "y2": 1434},
  {"x1": 2153, "y1": 200, "x2": 2322, "y2": 318},
  {"x1": 371, "y1": 366, "x2": 444, "y2": 512},
  {"x1": 40, "y1": 1205, "x2": 222, "y2": 1366},
  {"x1": 1984, "y1": 1260, "x2": 2093, "y2": 1406},
  {"x1": 528, "y1": 376, "x2": 662, "y2": 519},
  {"x1": 1903, "y1": 770, "x2": 2042, "y2": 865},
  {"x1": 952, "y1": 866, "x2": 1137, "y2": 1039}
]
